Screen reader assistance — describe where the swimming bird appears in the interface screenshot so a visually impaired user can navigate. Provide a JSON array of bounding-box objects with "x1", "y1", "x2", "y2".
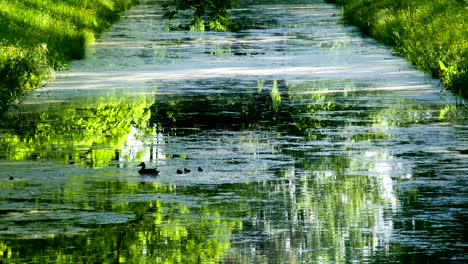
[
  {"x1": 177, "y1": 169, "x2": 183, "y2": 174},
  {"x1": 184, "y1": 168, "x2": 191, "y2": 173},
  {"x1": 137, "y1": 162, "x2": 160, "y2": 175},
  {"x1": 198, "y1": 167, "x2": 203, "y2": 172}
]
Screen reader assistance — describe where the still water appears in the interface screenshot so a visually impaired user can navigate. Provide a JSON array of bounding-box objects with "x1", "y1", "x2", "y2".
[{"x1": 1, "y1": 0, "x2": 467, "y2": 263}]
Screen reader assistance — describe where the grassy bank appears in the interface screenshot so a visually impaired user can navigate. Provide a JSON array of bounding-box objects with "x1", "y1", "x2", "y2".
[
  {"x1": 326, "y1": 0, "x2": 468, "y2": 97},
  {"x1": 0, "y1": 0, "x2": 139, "y2": 117}
]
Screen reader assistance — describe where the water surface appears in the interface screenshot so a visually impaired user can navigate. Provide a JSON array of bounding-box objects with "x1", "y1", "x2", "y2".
[{"x1": 0, "y1": 0, "x2": 467, "y2": 263}]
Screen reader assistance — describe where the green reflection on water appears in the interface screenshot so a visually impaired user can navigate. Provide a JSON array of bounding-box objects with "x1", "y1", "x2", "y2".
[
  {"x1": 0, "y1": 173, "x2": 242, "y2": 263},
  {"x1": 0, "y1": 77, "x2": 464, "y2": 263},
  {"x1": 0, "y1": 95, "x2": 152, "y2": 167},
  {"x1": 0, "y1": 82, "x2": 392, "y2": 262},
  {"x1": 0, "y1": 0, "x2": 466, "y2": 261}
]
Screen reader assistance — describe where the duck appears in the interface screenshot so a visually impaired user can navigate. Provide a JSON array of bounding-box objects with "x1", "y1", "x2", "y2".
[
  {"x1": 176, "y1": 169, "x2": 183, "y2": 174},
  {"x1": 198, "y1": 167, "x2": 203, "y2": 172},
  {"x1": 137, "y1": 162, "x2": 160, "y2": 175},
  {"x1": 184, "y1": 168, "x2": 191, "y2": 173}
]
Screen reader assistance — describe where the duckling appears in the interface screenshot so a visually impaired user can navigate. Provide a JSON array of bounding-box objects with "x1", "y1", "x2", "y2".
[
  {"x1": 184, "y1": 168, "x2": 191, "y2": 173},
  {"x1": 137, "y1": 162, "x2": 160, "y2": 175},
  {"x1": 198, "y1": 167, "x2": 203, "y2": 172}
]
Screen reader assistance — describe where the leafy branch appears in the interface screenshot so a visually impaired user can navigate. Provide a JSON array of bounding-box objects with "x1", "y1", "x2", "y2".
[{"x1": 162, "y1": 0, "x2": 237, "y2": 31}]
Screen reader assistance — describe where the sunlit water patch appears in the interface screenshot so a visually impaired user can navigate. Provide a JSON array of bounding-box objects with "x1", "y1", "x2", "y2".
[{"x1": 0, "y1": 0, "x2": 467, "y2": 263}]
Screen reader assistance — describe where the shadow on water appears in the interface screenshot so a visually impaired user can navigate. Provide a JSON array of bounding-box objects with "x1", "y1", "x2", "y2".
[{"x1": 0, "y1": 0, "x2": 467, "y2": 263}]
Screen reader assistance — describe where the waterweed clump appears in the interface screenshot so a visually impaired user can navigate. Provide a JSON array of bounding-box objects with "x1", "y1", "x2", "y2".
[{"x1": 326, "y1": 0, "x2": 468, "y2": 97}]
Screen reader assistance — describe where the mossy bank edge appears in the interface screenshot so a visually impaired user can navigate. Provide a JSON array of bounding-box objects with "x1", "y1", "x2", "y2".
[
  {"x1": 326, "y1": 0, "x2": 468, "y2": 97},
  {"x1": 0, "y1": 0, "x2": 140, "y2": 118}
]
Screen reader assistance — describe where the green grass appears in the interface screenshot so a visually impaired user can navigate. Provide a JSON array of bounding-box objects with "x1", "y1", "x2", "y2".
[
  {"x1": 326, "y1": 0, "x2": 468, "y2": 97},
  {"x1": 0, "y1": 0, "x2": 139, "y2": 117}
]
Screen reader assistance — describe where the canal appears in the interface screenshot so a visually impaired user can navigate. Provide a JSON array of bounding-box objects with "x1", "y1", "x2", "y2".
[{"x1": 0, "y1": 0, "x2": 466, "y2": 262}]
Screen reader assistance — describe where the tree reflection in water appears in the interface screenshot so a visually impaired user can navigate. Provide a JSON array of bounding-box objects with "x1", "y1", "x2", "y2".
[
  {"x1": 0, "y1": 0, "x2": 466, "y2": 257},
  {"x1": 0, "y1": 77, "x2": 440, "y2": 262}
]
